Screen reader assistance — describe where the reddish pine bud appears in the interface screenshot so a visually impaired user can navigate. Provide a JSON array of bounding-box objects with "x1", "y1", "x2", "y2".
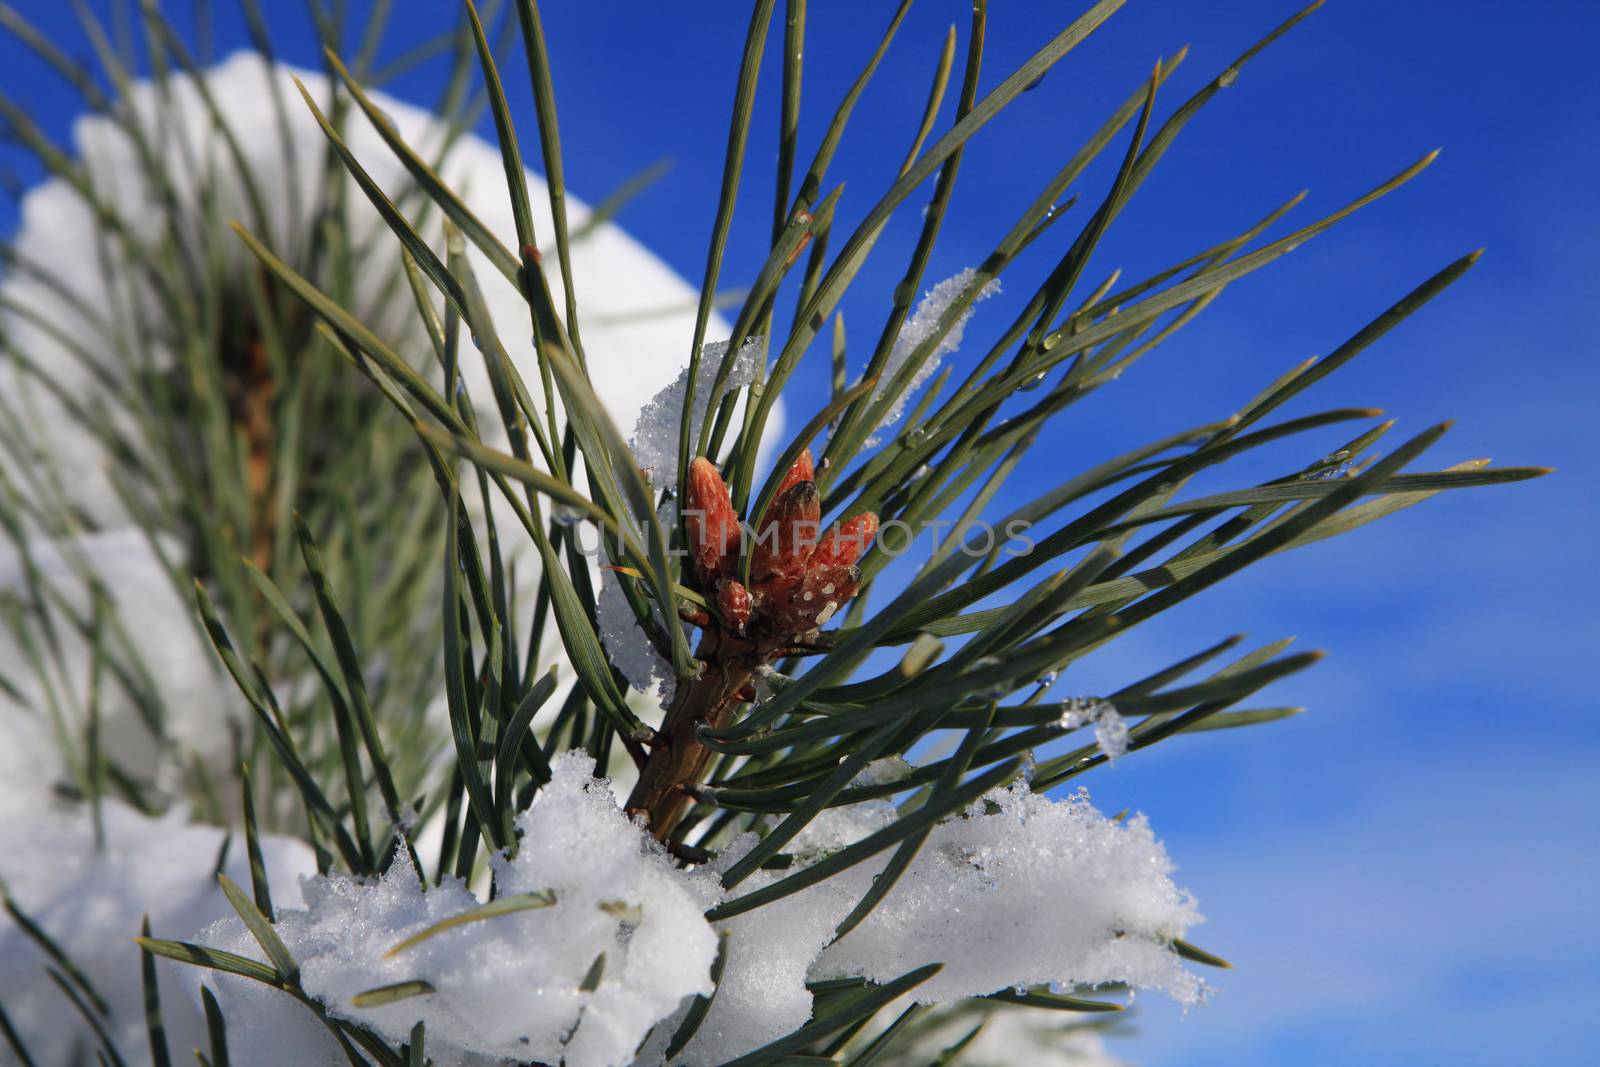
[
  {"x1": 717, "y1": 579, "x2": 753, "y2": 630},
  {"x1": 762, "y1": 448, "x2": 816, "y2": 525},
  {"x1": 804, "y1": 563, "x2": 862, "y2": 627},
  {"x1": 684, "y1": 457, "x2": 740, "y2": 580},
  {"x1": 751, "y1": 480, "x2": 820, "y2": 582},
  {"x1": 812, "y1": 512, "x2": 878, "y2": 568},
  {"x1": 767, "y1": 561, "x2": 861, "y2": 634}
]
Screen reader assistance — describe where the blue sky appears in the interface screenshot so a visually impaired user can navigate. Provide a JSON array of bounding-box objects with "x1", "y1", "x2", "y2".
[{"x1": 3, "y1": 2, "x2": 1595, "y2": 1064}]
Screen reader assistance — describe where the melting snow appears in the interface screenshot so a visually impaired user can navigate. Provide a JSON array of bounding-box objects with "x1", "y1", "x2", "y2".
[
  {"x1": 865, "y1": 269, "x2": 1001, "y2": 443},
  {"x1": 630, "y1": 338, "x2": 765, "y2": 488}
]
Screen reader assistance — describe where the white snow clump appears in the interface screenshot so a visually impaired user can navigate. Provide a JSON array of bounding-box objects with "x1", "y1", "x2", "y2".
[
  {"x1": 630, "y1": 336, "x2": 766, "y2": 488},
  {"x1": 164, "y1": 760, "x2": 1196, "y2": 1067},
  {"x1": 111, "y1": 757, "x2": 1200, "y2": 1067},
  {"x1": 866, "y1": 268, "x2": 1001, "y2": 442},
  {"x1": 0, "y1": 797, "x2": 318, "y2": 1065},
  {"x1": 202, "y1": 753, "x2": 718, "y2": 1067},
  {"x1": 657, "y1": 780, "x2": 1201, "y2": 1065}
]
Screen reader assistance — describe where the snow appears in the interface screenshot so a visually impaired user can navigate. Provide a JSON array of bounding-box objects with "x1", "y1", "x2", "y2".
[
  {"x1": 0, "y1": 749, "x2": 1195, "y2": 1066},
  {"x1": 0, "y1": 46, "x2": 760, "y2": 1066},
  {"x1": 596, "y1": 566, "x2": 677, "y2": 710},
  {"x1": 0, "y1": 709, "x2": 57, "y2": 808},
  {"x1": 0, "y1": 47, "x2": 765, "y2": 781},
  {"x1": 1094, "y1": 707, "x2": 1131, "y2": 762},
  {"x1": 0, "y1": 797, "x2": 318, "y2": 1066},
  {"x1": 0, "y1": 51, "x2": 733, "y2": 527},
  {"x1": 866, "y1": 268, "x2": 1001, "y2": 442},
  {"x1": 658, "y1": 780, "x2": 1202, "y2": 1065},
  {"x1": 635, "y1": 842, "x2": 828, "y2": 1067},
  {"x1": 187, "y1": 916, "x2": 356, "y2": 1065},
  {"x1": 204, "y1": 753, "x2": 718, "y2": 1067},
  {"x1": 92, "y1": 753, "x2": 1196, "y2": 1067},
  {"x1": 788, "y1": 799, "x2": 899, "y2": 861},
  {"x1": 1059, "y1": 697, "x2": 1131, "y2": 762},
  {"x1": 850, "y1": 755, "x2": 916, "y2": 788},
  {"x1": 813, "y1": 780, "x2": 1202, "y2": 1005},
  {"x1": 0, "y1": 527, "x2": 234, "y2": 783},
  {"x1": 0, "y1": 49, "x2": 1194, "y2": 1067},
  {"x1": 630, "y1": 336, "x2": 765, "y2": 488},
  {"x1": 594, "y1": 492, "x2": 692, "y2": 712}
]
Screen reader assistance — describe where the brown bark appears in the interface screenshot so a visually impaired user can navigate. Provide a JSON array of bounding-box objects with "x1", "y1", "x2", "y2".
[{"x1": 625, "y1": 631, "x2": 755, "y2": 842}]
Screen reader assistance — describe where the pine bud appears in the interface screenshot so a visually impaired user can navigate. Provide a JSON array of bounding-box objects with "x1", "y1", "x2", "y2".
[
  {"x1": 685, "y1": 457, "x2": 740, "y2": 580},
  {"x1": 717, "y1": 578, "x2": 753, "y2": 630},
  {"x1": 763, "y1": 448, "x2": 815, "y2": 524},
  {"x1": 812, "y1": 512, "x2": 878, "y2": 568},
  {"x1": 751, "y1": 480, "x2": 820, "y2": 584}
]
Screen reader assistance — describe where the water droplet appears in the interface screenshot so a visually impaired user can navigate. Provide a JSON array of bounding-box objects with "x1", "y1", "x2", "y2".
[
  {"x1": 1217, "y1": 67, "x2": 1239, "y2": 88},
  {"x1": 552, "y1": 505, "x2": 583, "y2": 526},
  {"x1": 1018, "y1": 370, "x2": 1049, "y2": 392},
  {"x1": 1036, "y1": 670, "x2": 1059, "y2": 687},
  {"x1": 1303, "y1": 449, "x2": 1356, "y2": 481}
]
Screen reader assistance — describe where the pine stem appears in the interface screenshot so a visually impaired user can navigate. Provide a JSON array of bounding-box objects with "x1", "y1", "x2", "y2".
[{"x1": 626, "y1": 631, "x2": 755, "y2": 842}]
